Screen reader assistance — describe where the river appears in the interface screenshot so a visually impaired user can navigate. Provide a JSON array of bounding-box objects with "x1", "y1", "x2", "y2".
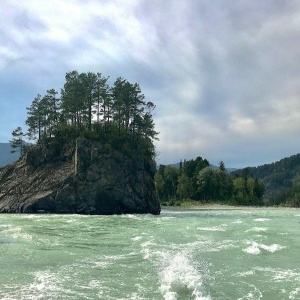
[{"x1": 0, "y1": 207, "x2": 299, "y2": 299}]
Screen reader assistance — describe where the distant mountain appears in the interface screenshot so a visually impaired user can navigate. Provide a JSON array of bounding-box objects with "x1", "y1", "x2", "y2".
[
  {"x1": 209, "y1": 164, "x2": 237, "y2": 173},
  {"x1": 234, "y1": 153, "x2": 300, "y2": 198},
  {"x1": 164, "y1": 162, "x2": 237, "y2": 173},
  {"x1": 0, "y1": 143, "x2": 20, "y2": 167},
  {"x1": 169, "y1": 162, "x2": 180, "y2": 168}
]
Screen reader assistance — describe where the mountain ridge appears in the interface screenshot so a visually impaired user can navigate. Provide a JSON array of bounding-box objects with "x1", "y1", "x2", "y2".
[
  {"x1": 0, "y1": 143, "x2": 20, "y2": 167},
  {"x1": 233, "y1": 152, "x2": 300, "y2": 202}
]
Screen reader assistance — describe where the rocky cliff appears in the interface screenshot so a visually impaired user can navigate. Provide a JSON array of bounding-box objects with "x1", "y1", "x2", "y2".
[{"x1": 0, "y1": 138, "x2": 160, "y2": 214}]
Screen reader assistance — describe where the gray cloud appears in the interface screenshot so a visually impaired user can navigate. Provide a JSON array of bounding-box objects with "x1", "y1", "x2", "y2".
[{"x1": 1, "y1": 0, "x2": 300, "y2": 168}]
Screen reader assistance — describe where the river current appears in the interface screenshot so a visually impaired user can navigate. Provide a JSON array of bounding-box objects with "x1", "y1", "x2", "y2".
[{"x1": 0, "y1": 208, "x2": 299, "y2": 299}]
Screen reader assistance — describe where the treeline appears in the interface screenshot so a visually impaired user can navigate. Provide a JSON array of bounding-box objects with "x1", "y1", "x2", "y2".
[
  {"x1": 237, "y1": 153, "x2": 300, "y2": 206},
  {"x1": 10, "y1": 71, "x2": 158, "y2": 160},
  {"x1": 155, "y1": 158, "x2": 265, "y2": 206}
]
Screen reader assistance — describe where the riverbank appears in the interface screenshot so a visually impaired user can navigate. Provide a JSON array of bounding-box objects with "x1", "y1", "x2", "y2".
[{"x1": 161, "y1": 203, "x2": 298, "y2": 210}]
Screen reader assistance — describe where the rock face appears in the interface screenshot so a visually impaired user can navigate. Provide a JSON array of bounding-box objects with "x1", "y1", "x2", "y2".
[{"x1": 0, "y1": 138, "x2": 160, "y2": 215}]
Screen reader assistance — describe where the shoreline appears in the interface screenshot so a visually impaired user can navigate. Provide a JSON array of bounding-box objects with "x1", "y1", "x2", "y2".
[{"x1": 161, "y1": 204, "x2": 299, "y2": 210}]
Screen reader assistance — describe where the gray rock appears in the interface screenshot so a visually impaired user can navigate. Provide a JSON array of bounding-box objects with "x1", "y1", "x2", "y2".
[{"x1": 0, "y1": 137, "x2": 160, "y2": 215}]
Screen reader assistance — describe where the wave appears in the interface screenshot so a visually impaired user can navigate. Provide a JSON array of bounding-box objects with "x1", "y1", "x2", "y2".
[
  {"x1": 236, "y1": 270, "x2": 255, "y2": 277},
  {"x1": 158, "y1": 251, "x2": 211, "y2": 300},
  {"x1": 132, "y1": 236, "x2": 143, "y2": 241},
  {"x1": 259, "y1": 243, "x2": 285, "y2": 252},
  {"x1": 236, "y1": 283, "x2": 262, "y2": 300},
  {"x1": 140, "y1": 240, "x2": 156, "y2": 260},
  {"x1": 0, "y1": 270, "x2": 65, "y2": 300},
  {"x1": 232, "y1": 220, "x2": 243, "y2": 224},
  {"x1": 243, "y1": 241, "x2": 285, "y2": 255},
  {"x1": 246, "y1": 227, "x2": 268, "y2": 233},
  {"x1": 255, "y1": 267, "x2": 300, "y2": 284},
  {"x1": 254, "y1": 218, "x2": 271, "y2": 222},
  {"x1": 289, "y1": 288, "x2": 300, "y2": 299},
  {"x1": 243, "y1": 242, "x2": 261, "y2": 255},
  {"x1": 121, "y1": 214, "x2": 142, "y2": 220},
  {"x1": 197, "y1": 226, "x2": 226, "y2": 232},
  {"x1": 2, "y1": 227, "x2": 33, "y2": 242},
  {"x1": 0, "y1": 224, "x2": 11, "y2": 228}
]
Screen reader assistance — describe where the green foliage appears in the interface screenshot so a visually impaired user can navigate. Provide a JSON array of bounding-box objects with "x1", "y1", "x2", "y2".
[
  {"x1": 10, "y1": 127, "x2": 25, "y2": 157},
  {"x1": 268, "y1": 174, "x2": 300, "y2": 207},
  {"x1": 177, "y1": 174, "x2": 192, "y2": 199},
  {"x1": 22, "y1": 70, "x2": 158, "y2": 162},
  {"x1": 197, "y1": 167, "x2": 234, "y2": 201},
  {"x1": 233, "y1": 154, "x2": 300, "y2": 206},
  {"x1": 155, "y1": 158, "x2": 265, "y2": 206},
  {"x1": 197, "y1": 167, "x2": 218, "y2": 200},
  {"x1": 219, "y1": 161, "x2": 226, "y2": 171},
  {"x1": 231, "y1": 176, "x2": 264, "y2": 206},
  {"x1": 182, "y1": 156, "x2": 209, "y2": 199}
]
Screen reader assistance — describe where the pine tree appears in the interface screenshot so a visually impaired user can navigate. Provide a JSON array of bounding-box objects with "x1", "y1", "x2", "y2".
[
  {"x1": 10, "y1": 127, "x2": 24, "y2": 156},
  {"x1": 26, "y1": 94, "x2": 43, "y2": 140}
]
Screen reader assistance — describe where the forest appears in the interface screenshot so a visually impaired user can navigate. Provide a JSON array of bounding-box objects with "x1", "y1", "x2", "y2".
[
  {"x1": 10, "y1": 71, "x2": 158, "y2": 161},
  {"x1": 155, "y1": 158, "x2": 265, "y2": 206},
  {"x1": 156, "y1": 151, "x2": 300, "y2": 207},
  {"x1": 234, "y1": 153, "x2": 300, "y2": 207}
]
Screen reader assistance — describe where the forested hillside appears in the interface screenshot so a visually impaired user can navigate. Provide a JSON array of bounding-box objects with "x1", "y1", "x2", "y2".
[
  {"x1": 0, "y1": 143, "x2": 19, "y2": 167},
  {"x1": 155, "y1": 158, "x2": 265, "y2": 206},
  {"x1": 156, "y1": 153, "x2": 300, "y2": 207},
  {"x1": 234, "y1": 153, "x2": 300, "y2": 206}
]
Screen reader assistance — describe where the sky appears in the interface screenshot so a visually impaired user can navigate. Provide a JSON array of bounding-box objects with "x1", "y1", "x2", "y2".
[{"x1": 1, "y1": 0, "x2": 300, "y2": 168}]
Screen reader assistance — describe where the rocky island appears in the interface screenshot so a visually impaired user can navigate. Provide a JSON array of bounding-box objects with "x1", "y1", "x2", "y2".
[
  {"x1": 0, "y1": 70, "x2": 160, "y2": 214},
  {"x1": 0, "y1": 138, "x2": 160, "y2": 214}
]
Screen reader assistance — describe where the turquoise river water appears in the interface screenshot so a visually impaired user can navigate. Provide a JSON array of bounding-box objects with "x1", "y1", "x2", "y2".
[{"x1": 0, "y1": 208, "x2": 299, "y2": 299}]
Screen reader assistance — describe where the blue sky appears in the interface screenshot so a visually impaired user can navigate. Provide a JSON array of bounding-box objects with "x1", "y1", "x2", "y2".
[{"x1": 1, "y1": 0, "x2": 300, "y2": 168}]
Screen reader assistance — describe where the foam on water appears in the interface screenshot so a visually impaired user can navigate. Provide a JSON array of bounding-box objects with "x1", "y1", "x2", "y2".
[
  {"x1": 121, "y1": 294, "x2": 147, "y2": 300},
  {"x1": 2, "y1": 226, "x2": 33, "y2": 241},
  {"x1": 237, "y1": 283, "x2": 262, "y2": 300},
  {"x1": 213, "y1": 240, "x2": 238, "y2": 252},
  {"x1": 160, "y1": 216, "x2": 176, "y2": 220},
  {"x1": 232, "y1": 219, "x2": 243, "y2": 224},
  {"x1": 140, "y1": 239, "x2": 156, "y2": 259},
  {"x1": 246, "y1": 227, "x2": 268, "y2": 233},
  {"x1": 260, "y1": 243, "x2": 285, "y2": 253},
  {"x1": 243, "y1": 241, "x2": 285, "y2": 255},
  {"x1": 92, "y1": 261, "x2": 110, "y2": 269},
  {"x1": 272, "y1": 269, "x2": 300, "y2": 283},
  {"x1": 20, "y1": 215, "x2": 42, "y2": 219},
  {"x1": 243, "y1": 242, "x2": 261, "y2": 255},
  {"x1": 289, "y1": 288, "x2": 300, "y2": 299},
  {"x1": 236, "y1": 270, "x2": 256, "y2": 277},
  {"x1": 254, "y1": 218, "x2": 270, "y2": 222},
  {"x1": 121, "y1": 214, "x2": 141, "y2": 220},
  {"x1": 65, "y1": 219, "x2": 75, "y2": 223},
  {"x1": 29, "y1": 271, "x2": 60, "y2": 293},
  {"x1": 1, "y1": 270, "x2": 65, "y2": 300},
  {"x1": 197, "y1": 226, "x2": 226, "y2": 232},
  {"x1": 159, "y1": 251, "x2": 211, "y2": 300},
  {"x1": 255, "y1": 267, "x2": 300, "y2": 290},
  {"x1": 0, "y1": 224, "x2": 11, "y2": 228}
]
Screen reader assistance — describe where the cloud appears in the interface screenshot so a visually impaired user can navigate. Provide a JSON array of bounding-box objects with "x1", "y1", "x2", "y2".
[{"x1": 1, "y1": 0, "x2": 300, "y2": 168}]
